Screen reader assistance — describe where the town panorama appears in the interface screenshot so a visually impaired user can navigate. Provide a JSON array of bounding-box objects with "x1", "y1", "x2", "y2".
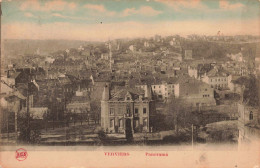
[{"x1": 0, "y1": 0, "x2": 259, "y2": 149}]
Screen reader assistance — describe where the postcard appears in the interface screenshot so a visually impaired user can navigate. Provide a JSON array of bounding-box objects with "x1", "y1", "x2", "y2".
[{"x1": 0, "y1": 0, "x2": 260, "y2": 167}]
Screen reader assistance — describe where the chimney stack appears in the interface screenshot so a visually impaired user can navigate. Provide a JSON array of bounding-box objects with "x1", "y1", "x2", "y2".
[
  {"x1": 144, "y1": 85, "x2": 152, "y2": 99},
  {"x1": 102, "y1": 84, "x2": 110, "y2": 101}
]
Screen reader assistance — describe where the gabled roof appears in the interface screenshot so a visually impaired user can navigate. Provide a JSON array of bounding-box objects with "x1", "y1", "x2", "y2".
[
  {"x1": 9, "y1": 72, "x2": 21, "y2": 79},
  {"x1": 207, "y1": 68, "x2": 229, "y2": 77},
  {"x1": 110, "y1": 87, "x2": 145, "y2": 101},
  {"x1": 0, "y1": 90, "x2": 26, "y2": 100}
]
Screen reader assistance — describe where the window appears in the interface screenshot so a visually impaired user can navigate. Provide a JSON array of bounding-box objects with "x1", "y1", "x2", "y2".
[
  {"x1": 127, "y1": 107, "x2": 130, "y2": 114},
  {"x1": 154, "y1": 86, "x2": 155, "y2": 89},
  {"x1": 249, "y1": 111, "x2": 253, "y2": 120},
  {"x1": 110, "y1": 119, "x2": 114, "y2": 128},
  {"x1": 159, "y1": 86, "x2": 161, "y2": 88},
  {"x1": 211, "y1": 79, "x2": 213, "y2": 82},
  {"x1": 110, "y1": 108, "x2": 114, "y2": 115},
  {"x1": 135, "y1": 108, "x2": 139, "y2": 114},
  {"x1": 135, "y1": 120, "x2": 139, "y2": 128},
  {"x1": 218, "y1": 79, "x2": 220, "y2": 81},
  {"x1": 143, "y1": 108, "x2": 147, "y2": 114},
  {"x1": 205, "y1": 89, "x2": 207, "y2": 91},
  {"x1": 119, "y1": 119, "x2": 123, "y2": 128},
  {"x1": 143, "y1": 118, "x2": 147, "y2": 127}
]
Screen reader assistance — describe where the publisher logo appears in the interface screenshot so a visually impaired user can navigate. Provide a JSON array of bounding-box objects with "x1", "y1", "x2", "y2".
[{"x1": 15, "y1": 148, "x2": 28, "y2": 161}]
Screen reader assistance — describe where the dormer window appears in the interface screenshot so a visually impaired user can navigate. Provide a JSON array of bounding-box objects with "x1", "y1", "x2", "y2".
[{"x1": 125, "y1": 92, "x2": 132, "y2": 101}]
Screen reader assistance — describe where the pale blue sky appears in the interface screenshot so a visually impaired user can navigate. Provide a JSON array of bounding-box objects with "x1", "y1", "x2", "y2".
[{"x1": 2, "y1": 0, "x2": 260, "y2": 41}]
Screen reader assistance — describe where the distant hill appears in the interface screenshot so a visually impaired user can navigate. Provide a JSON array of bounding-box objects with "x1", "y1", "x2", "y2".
[{"x1": 2, "y1": 39, "x2": 100, "y2": 56}]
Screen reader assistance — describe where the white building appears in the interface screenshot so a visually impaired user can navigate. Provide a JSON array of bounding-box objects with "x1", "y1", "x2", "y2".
[
  {"x1": 188, "y1": 66, "x2": 198, "y2": 79},
  {"x1": 129, "y1": 45, "x2": 136, "y2": 52},
  {"x1": 136, "y1": 81, "x2": 178, "y2": 100},
  {"x1": 202, "y1": 67, "x2": 231, "y2": 89},
  {"x1": 144, "y1": 41, "x2": 150, "y2": 48}
]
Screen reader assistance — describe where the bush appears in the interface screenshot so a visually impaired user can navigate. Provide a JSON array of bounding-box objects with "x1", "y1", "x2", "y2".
[
  {"x1": 18, "y1": 114, "x2": 41, "y2": 144},
  {"x1": 98, "y1": 130, "x2": 107, "y2": 141}
]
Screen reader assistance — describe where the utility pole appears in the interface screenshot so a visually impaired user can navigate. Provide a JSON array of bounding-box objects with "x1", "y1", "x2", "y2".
[
  {"x1": 7, "y1": 104, "x2": 9, "y2": 141},
  {"x1": 26, "y1": 81, "x2": 30, "y2": 143},
  {"x1": 108, "y1": 41, "x2": 112, "y2": 70},
  {"x1": 191, "y1": 124, "x2": 194, "y2": 150}
]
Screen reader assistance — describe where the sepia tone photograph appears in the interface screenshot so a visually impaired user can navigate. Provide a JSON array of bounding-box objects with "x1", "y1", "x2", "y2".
[{"x1": 0, "y1": 0, "x2": 259, "y2": 167}]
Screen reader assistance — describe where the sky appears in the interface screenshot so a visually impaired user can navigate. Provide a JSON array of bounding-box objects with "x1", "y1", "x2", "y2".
[{"x1": 1, "y1": 0, "x2": 260, "y2": 41}]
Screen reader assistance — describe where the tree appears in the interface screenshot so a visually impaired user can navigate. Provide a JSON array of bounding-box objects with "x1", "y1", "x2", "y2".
[
  {"x1": 165, "y1": 97, "x2": 202, "y2": 133},
  {"x1": 243, "y1": 75, "x2": 259, "y2": 107},
  {"x1": 165, "y1": 98, "x2": 184, "y2": 133},
  {"x1": 90, "y1": 101, "x2": 101, "y2": 124},
  {"x1": 17, "y1": 112, "x2": 40, "y2": 144}
]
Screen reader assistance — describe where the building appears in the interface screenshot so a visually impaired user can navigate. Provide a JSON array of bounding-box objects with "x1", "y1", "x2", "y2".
[
  {"x1": 184, "y1": 50, "x2": 192, "y2": 60},
  {"x1": 134, "y1": 77, "x2": 178, "y2": 100},
  {"x1": 238, "y1": 103, "x2": 260, "y2": 148},
  {"x1": 154, "y1": 35, "x2": 161, "y2": 42},
  {"x1": 188, "y1": 63, "x2": 213, "y2": 80},
  {"x1": 226, "y1": 52, "x2": 244, "y2": 62},
  {"x1": 101, "y1": 85, "x2": 155, "y2": 134},
  {"x1": 188, "y1": 66, "x2": 198, "y2": 79},
  {"x1": 202, "y1": 67, "x2": 231, "y2": 89},
  {"x1": 175, "y1": 77, "x2": 216, "y2": 108},
  {"x1": 144, "y1": 41, "x2": 150, "y2": 48},
  {"x1": 101, "y1": 53, "x2": 109, "y2": 60},
  {"x1": 0, "y1": 79, "x2": 26, "y2": 134},
  {"x1": 228, "y1": 76, "x2": 245, "y2": 94},
  {"x1": 66, "y1": 90, "x2": 91, "y2": 116},
  {"x1": 129, "y1": 45, "x2": 136, "y2": 52}
]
